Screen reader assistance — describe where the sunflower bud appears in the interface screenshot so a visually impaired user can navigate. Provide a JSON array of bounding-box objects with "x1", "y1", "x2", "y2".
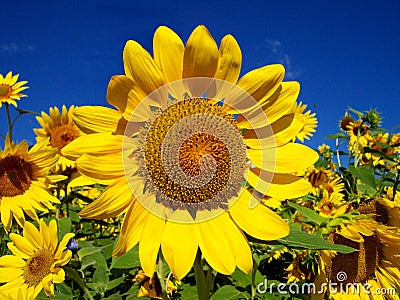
[{"x1": 364, "y1": 109, "x2": 381, "y2": 129}]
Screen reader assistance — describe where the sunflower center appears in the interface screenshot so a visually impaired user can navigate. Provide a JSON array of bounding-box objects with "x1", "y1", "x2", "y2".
[
  {"x1": 137, "y1": 98, "x2": 247, "y2": 208},
  {"x1": 329, "y1": 232, "x2": 382, "y2": 286},
  {"x1": 307, "y1": 169, "x2": 327, "y2": 187},
  {"x1": 49, "y1": 124, "x2": 81, "y2": 151},
  {"x1": 0, "y1": 155, "x2": 34, "y2": 198},
  {"x1": 23, "y1": 249, "x2": 55, "y2": 287},
  {"x1": 0, "y1": 84, "x2": 12, "y2": 99}
]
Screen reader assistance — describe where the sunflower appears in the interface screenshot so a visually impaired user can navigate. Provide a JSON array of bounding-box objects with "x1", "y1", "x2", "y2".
[
  {"x1": 0, "y1": 135, "x2": 59, "y2": 231},
  {"x1": 0, "y1": 219, "x2": 74, "y2": 298},
  {"x1": 290, "y1": 101, "x2": 317, "y2": 142},
  {"x1": 347, "y1": 120, "x2": 371, "y2": 152},
  {"x1": 62, "y1": 25, "x2": 318, "y2": 280},
  {"x1": 315, "y1": 218, "x2": 400, "y2": 299},
  {"x1": 33, "y1": 105, "x2": 84, "y2": 172},
  {"x1": 0, "y1": 72, "x2": 28, "y2": 107}
]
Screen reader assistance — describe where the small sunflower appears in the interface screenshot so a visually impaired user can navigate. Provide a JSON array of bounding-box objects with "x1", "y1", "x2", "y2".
[
  {"x1": 34, "y1": 105, "x2": 84, "y2": 172},
  {"x1": 62, "y1": 25, "x2": 318, "y2": 279},
  {"x1": 0, "y1": 219, "x2": 74, "y2": 298},
  {"x1": 316, "y1": 189, "x2": 348, "y2": 218},
  {"x1": 290, "y1": 101, "x2": 317, "y2": 142},
  {"x1": 347, "y1": 120, "x2": 371, "y2": 151},
  {"x1": 316, "y1": 218, "x2": 400, "y2": 299},
  {"x1": 0, "y1": 72, "x2": 28, "y2": 107},
  {"x1": 0, "y1": 135, "x2": 59, "y2": 231}
]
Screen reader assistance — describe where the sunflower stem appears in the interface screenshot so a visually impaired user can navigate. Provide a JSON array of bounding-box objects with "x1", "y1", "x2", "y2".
[
  {"x1": 251, "y1": 260, "x2": 258, "y2": 300},
  {"x1": 157, "y1": 252, "x2": 168, "y2": 300},
  {"x1": 5, "y1": 103, "x2": 13, "y2": 140},
  {"x1": 353, "y1": 123, "x2": 362, "y2": 167},
  {"x1": 194, "y1": 251, "x2": 208, "y2": 300}
]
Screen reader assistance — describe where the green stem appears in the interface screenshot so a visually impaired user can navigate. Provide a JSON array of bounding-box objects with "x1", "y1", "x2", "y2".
[
  {"x1": 353, "y1": 124, "x2": 362, "y2": 167},
  {"x1": 5, "y1": 103, "x2": 13, "y2": 140},
  {"x1": 194, "y1": 251, "x2": 208, "y2": 300},
  {"x1": 251, "y1": 260, "x2": 258, "y2": 300},
  {"x1": 67, "y1": 267, "x2": 95, "y2": 300},
  {"x1": 156, "y1": 253, "x2": 168, "y2": 300}
]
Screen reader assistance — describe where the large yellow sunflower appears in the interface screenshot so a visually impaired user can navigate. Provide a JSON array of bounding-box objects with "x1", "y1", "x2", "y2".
[
  {"x1": 33, "y1": 105, "x2": 84, "y2": 172},
  {"x1": 0, "y1": 135, "x2": 59, "y2": 231},
  {"x1": 0, "y1": 219, "x2": 74, "y2": 298},
  {"x1": 314, "y1": 219, "x2": 400, "y2": 299},
  {"x1": 62, "y1": 25, "x2": 318, "y2": 280},
  {"x1": 0, "y1": 72, "x2": 28, "y2": 107}
]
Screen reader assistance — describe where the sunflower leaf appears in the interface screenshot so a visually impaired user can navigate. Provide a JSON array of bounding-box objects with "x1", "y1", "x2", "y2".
[
  {"x1": 210, "y1": 285, "x2": 248, "y2": 300},
  {"x1": 277, "y1": 229, "x2": 357, "y2": 253},
  {"x1": 348, "y1": 165, "x2": 377, "y2": 188},
  {"x1": 287, "y1": 202, "x2": 327, "y2": 226}
]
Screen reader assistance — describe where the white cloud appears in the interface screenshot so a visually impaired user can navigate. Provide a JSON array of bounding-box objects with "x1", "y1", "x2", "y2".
[
  {"x1": 0, "y1": 43, "x2": 36, "y2": 53},
  {"x1": 265, "y1": 39, "x2": 300, "y2": 79}
]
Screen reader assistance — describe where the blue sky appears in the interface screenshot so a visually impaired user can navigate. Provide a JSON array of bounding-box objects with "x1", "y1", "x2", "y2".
[{"x1": 1, "y1": 0, "x2": 399, "y2": 149}]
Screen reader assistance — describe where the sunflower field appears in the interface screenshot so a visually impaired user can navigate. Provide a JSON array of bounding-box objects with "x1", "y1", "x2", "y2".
[{"x1": 0, "y1": 26, "x2": 399, "y2": 300}]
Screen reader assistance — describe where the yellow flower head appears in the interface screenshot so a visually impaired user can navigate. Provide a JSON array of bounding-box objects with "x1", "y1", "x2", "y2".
[
  {"x1": 290, "y1": 101, "x2": 317, "y2": 142},
  {"x1": 34, "y1": 105, "x2": 84, "y2": 172},
  {"x1": 316, "y1": 189, "x2": 348, "y2": 218},
  {"x1": 0, "y1": 72, "x2": 28, "y2": 107},
  {"x1": 62, "y1": 25, "x2": 318, "y2": 279},
  {"x1": 320, "y1": 219, "x2": 400, "y2": 298},
  {"x1": 0, "y1": 219, "x2": 74, "y2": 298},
  {"x1": 0, "y1": 135, "x2": 59, "y2": 231}
]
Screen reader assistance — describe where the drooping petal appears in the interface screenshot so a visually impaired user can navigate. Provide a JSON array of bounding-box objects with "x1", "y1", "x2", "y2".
[
  {"x1": 197, "y1": 213, "x2": 237, "y2": 275},
  {"x1": 139, "y1": 213, "x2": 165, "y2": 276},
  {"x1": 161, "y1": 220, "x2": 198, "y2": 280}
]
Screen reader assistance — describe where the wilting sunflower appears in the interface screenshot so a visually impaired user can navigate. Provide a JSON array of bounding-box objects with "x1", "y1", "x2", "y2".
[
  {"x1": 0, "y1": 219, "x2": 74, "y2": 298},
  {"x1": 0, "y1": 72, "x2": 28, "y2": 107},
  {"x1": 314, "y1": 218, "x2": 400, "y2": 299},
  {"x1": 62, "y1": 25, "x2": 318, "y2": 279},
  {"x1": 0, "y1": 135, "x2": 59, "y2": 231},
  {"x1": 34, "y1": 105, "x2": 84, "y2": 172}
]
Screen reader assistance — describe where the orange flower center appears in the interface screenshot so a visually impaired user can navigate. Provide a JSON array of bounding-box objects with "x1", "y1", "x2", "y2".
[
  {"x1": 0, "y1": 155, "x2": 34, "y2": 198},
  {"x1": 49, "y1": 124, "x2": 81, "y2": 151},
  {"x1": 0, "y1": 84, "x2": 12, "y2": 99},
  {"x1": 23, "y1": 249, "x2": 55, "y2": 287},
  {"x1": 137, "y1": 98, "x2": 247, "y2": 207}
]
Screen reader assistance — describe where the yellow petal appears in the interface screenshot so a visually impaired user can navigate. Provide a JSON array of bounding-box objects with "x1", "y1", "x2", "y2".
[
  {"x1": 61, "y1": 133, "x2": 124, "y2": 160},
  {"x1": 23, "y1": 221, "x2": 44, "y2": 249},
  {"x1": 123, "y1": 40, "x2": 166, "y2": 95},
  {"x1": 183, "y1": 25, "x2": 219, "y2": 78},
  {"x1": 247, "y1": 168, "x2": 312, "y2": 198},
  {"x1": 8, "y1": 234, "x2": 35, "y2": 257},
  {"x1": 198, "y1": 213, "x2": 237, "y2": 275},
  {"x1": 161, "y1": 221, "x2": 198, "y2": 280},
  {"x1": 79, "y1": 177, "x2": 135, "y2": 219},
  {"x1": 153, "y1": 26, "x2": 184, "y2": 82},
  {"x1": 139, "y1": 213, "x2": 165, "y2": 276},
  {"x1": 0, "y1": 255, "x2": 25, "y2": 268},
  {"x1": 55, "y1": 233, "x2": 75, "y2": 259},
  {"x1": 106, "y1": 75, "x2": 135, "y2": 112},
  {"x1": 0, "y1": 198, "x2": 13, "y2": 231},
  {"x1": 230, "y1": 189, "x2": 289, "y2": 240},
  {"x1": 40, "y1": 219, "x2": 51, "y2": 249},
  {"x1": 214, "y1": 35, "x2": 241, "y2": 83},
  {"x1": 7, "y1": 243, "x2": 29, "y2": 260},
  {"x1": 48, "y1": 219, "x2": 59, "y2": 252},
  {"x1": 76, "y1": 152, "x2": 126, "y2": 181},
  {"x1": 249, "y1": 143, "x2": 318, "y2": 173},
  {"x1": 237, "y1": 64, "x2": 285, "y2": 106},
  {"x1": 73, "y1": 106, "x2": 122, "y2": 134},
  {"x1": 52, "y1": 268, "x2": 65, "y2": 283},
  {"x1": 0, "y1": 267, "x2": 23, "y2": 283}
]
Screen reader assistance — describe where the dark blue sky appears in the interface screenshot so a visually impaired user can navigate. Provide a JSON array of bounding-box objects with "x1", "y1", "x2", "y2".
[{"x1": 1, "y1": 0, "x2": 399, "y2": 149}]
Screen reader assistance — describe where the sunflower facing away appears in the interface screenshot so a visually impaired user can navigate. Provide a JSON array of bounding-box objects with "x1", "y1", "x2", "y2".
[
  {"x1": 0, "y1": 135, "x2": 59, "y2": 231},
  {"x1": 34, "y1": 105, "x2": 84, "y2": 172},
  {"x1": 0, "y1": 219, "x2": 74, "y2": 298},
  {"x1": 62, "y1": 25, "x2": 318, "y2": 279},
  {"x1": 0, "y1": 72, "x2": 28, "y2": 107}
]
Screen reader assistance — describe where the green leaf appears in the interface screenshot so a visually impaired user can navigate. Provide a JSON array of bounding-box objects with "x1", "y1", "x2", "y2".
[
  {"x1": 277, "y1": 229, "x2": 357, "y2": 253},
  {"x1": 347, "y1": 106, "x2": 364, "y2": 118},
  {"x1": 77, "y1": 246, "x2": 102, "y2": 260},
  {"x1": 231, "y1": 268, "x2": 262, "y2": 289},
  {"x1": 111, "y1": 245, "x2": 140, "y2": 269},
  {"x1": 325, "y1": 133, "x2": 349, "y2": 139},
  {"x1": 93, "y1": 265, "x2": 109, "y2": 294},
  {"x1": 348, "y1": 165, "x2": 377, "y2": 188},
  {"x1": 57, "y1": 217, "x2": 72, "y2": 242},
  {"x1": 210, "y1": 285, "x2": 248, "y2": 300},
  {"x1": 107, "y1": 276, "x2": 126, "y2": 291},
  {"x1": 287, "y1": 202, "x2": 327, "y2": 226},
  {"x1": 178, "y1": 284, "x2": 199, "y2": 300}
]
